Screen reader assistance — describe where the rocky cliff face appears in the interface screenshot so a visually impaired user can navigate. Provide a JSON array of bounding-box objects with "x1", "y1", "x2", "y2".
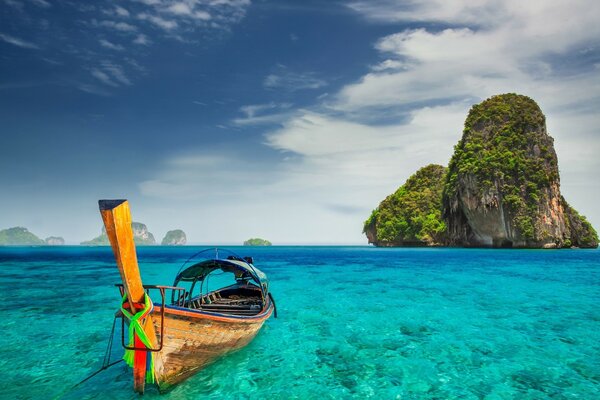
[
  {"x1": 161, "y1": 230, "x2": 187, "y2": 245},
  {"x1": 131, "y1": 222, "x2": 156, "y2": 245},
  {"x1": 81, "y1": 222, "x2": 156, "y2": 245},
  {"x1": 364, "y1": 164, "x2": 447, "y2": 246},
  {"x1": 442, "y1": 93, "x2": 597, "y2": 248}
]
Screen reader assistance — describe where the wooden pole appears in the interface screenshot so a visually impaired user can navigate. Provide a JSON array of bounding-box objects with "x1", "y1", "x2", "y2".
[{"x1": 99, "y1": 199, "x2": 157, "y2": 394}]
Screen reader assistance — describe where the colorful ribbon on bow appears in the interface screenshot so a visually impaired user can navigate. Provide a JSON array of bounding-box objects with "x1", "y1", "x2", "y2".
[{"x1": 120, "y1": 293, "x2": 156, "y2": 384}]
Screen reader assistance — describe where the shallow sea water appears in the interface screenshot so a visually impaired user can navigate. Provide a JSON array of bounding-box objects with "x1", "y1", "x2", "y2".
[{"x1": 0, "y1": 246, "x2": 599, "y2": 399}]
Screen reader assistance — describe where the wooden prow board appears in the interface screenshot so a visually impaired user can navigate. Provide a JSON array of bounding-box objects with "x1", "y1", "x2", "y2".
[{"x1": 99, "y1": 199, "x2": 159, "y2": 394}]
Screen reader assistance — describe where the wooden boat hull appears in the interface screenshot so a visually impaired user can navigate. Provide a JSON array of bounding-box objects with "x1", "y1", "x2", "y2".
[{"x1": 149, "y1": 300, "x2": 274, "y2": 392}]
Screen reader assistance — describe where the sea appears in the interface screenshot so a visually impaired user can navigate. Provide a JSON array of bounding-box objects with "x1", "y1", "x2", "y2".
[{"x1": 0, "y1": 246, "x2": 599, "y2": 399}]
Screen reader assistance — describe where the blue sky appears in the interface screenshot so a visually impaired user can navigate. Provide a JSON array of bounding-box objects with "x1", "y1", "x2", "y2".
[{"x1": 1, "y1": 0, "x2": 599, "y2": 244}]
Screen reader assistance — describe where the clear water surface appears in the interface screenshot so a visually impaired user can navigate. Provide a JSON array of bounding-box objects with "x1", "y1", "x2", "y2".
[{"x1": 0, "y1": 246, "x2": 599, "y2": 399}]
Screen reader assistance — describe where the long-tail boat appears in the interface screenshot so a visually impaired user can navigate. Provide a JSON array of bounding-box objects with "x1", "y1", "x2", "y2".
[{"x1": 99, "y1": 199, "x2": 275, "y2": 394}]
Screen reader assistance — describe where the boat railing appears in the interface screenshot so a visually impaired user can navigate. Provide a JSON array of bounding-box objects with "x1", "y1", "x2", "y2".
[{"x1": 115, "y1": 284, "x2": 186, "y2": 352}]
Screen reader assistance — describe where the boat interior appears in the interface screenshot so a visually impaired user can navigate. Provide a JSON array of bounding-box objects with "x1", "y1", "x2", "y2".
[
  {"x1": 170, "y1": 253, "x2": 270, "y2": 317},
  {"x1": 182, "y1": 285, "x2": 265, "y2": 316}
]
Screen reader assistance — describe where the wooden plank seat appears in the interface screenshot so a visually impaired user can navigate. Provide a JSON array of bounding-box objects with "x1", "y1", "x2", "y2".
[{"x1": 199, "y1": 305, "x2": 261, "y2": 315}]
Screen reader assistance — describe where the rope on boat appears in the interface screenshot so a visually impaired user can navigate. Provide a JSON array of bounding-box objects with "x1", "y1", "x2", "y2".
[
  {"x1": 54, "y1": 316, "x2": 123, "y2": 399},
  {"x1": 269, "y1": 293, "x2": 278, "y2": 318}
]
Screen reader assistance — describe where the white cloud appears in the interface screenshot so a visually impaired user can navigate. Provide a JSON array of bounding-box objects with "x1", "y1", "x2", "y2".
[
  {"x1": 140, "y1": 103, "x2": 467, "y2": 243},
  {"x1": 133, "y1": 33, "x2": 151, "y2": 45},
  {"x1": 138, "y1": 12, "x2": 178, "y2": 30},
  {"x1": 91, "y1": 68, "x2": 118, "y2": 87},
  {"x1": 139, "y1": 0, "x2": 600, "y2": 242},
  {"x1": 115, "y1": 6, "x2": 130, "y2": 17},
  {"x1": 90, "y1": 61, "x2": 132, "y2": 87},
  {"x1": 166, "y1": 2, "x2": 192, "y2": 15},
  {"x1": 371, "y1": 59, "x2": 406, "y2": 71},
  {"x1": 0, "y1": 32, "x2": 39, "y2": 49},
  {"x1": 165, "y1": 2, "x2": 211, "y2": 20},
  {"x1": 99, "y1": 38, "x2": 125, "y2": 51},
  {"x1": 101, "y1": 62, "x2": 132, "y2": 86},
  {"x1": 264, "y1": 69, "x2": 327, "y2": 91},
  {"x1": 232, "y1": 102, "x2": 294, "y2": 125}
]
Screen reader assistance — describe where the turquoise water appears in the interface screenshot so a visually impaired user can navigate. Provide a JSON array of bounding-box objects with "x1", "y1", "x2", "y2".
[{"x1": 1, "y1": 246, "x2": 599, "y2": 399}]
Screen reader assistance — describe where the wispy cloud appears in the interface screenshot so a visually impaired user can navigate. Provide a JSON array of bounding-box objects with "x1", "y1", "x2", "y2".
[
  {"x1": 30, "y1": 0, "x2": 51, "y2": 8},
  {"x1": 77, "y1": 83, "x2": 111, "y2": 96},
  {"x1": 100, "y1": 61, "x2": 131, "y2": 85},
  {"x1": 165, "y1": 2, "x2": 211, "y2": 20},
  {"x1": 93, "y1": 19, "x2": 137, "y2": 32},
  {"x1": 90, "y1": 61, "x2": 132, "y2": 87},
  {"x1": 233, "y1": 102, "x2": 294, "y2": 125},
  {"x1": 91, "y1": 68, "x2": 118, "y2": 87},
  {"x1": 133, "y1": 33, "x2": 151, "y2": 45},
  {"x1": 99, "y1": 38, "x2": 125, "y2": 51},
  {"x1": 114, "y1": 6, "x2": 130, "y2": 18},
  {"x1": 264, "y1": 67, "x2": 327, "y2": 91},
  {"x1": 137, "y1": 12, "x2": 178, "y2": 30},
  {"x1": 0, "y1": 32, "x2": 39, "y2": 49},
  {"x1": 4, "y1": 0, "x2": 24, "y2": 11}
]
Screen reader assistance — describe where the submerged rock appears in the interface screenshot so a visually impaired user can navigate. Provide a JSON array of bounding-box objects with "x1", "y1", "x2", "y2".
[
  {"x1": 45, "y1": 236, "x2": 65, "y2": 245},
  {"x1": 364, "y1": 164, "x2": 447, "y2": 246},
  {"x1": 442, "y1": 93, "x2": 597, "y2": 248},
  {"x1": 161, "y1": 229, "x2": 187, "y2": 245}
]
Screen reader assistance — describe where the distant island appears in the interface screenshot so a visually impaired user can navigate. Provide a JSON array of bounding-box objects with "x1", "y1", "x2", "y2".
[
  {"x1": 364, "y1": 93, "x2": 598, "y2": 248},
  {"x1": 82, "y1": 222, "x2": 156, "y2": 245},
  {"x1": 44, "y1": 236, "x2": 65, "y2": 245},
  {"x1": 0, "y1": 227, "x2": 65, "y2": 246},
  {"x1": 161, "y1": 229, "x2": 187, "y2": 245},
  {"x1": 0, "y1": 227, "x2": 45, "y2": 245},
  {"x1": 243, "y1": 238, "x2": 272, "y2": 246}
]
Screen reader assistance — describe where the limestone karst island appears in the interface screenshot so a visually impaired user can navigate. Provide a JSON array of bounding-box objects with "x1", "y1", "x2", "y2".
[
  {"x1": 0, "y1": 227, "x2": 64, "y2": 246},
  {"x1": 0, "y1": 223, "x2": 187, "y2": 246},
  {"x1": 364, "y1": 94, "x2": 598, "y2": 249},
  {"x1": 81, "y1": 223, "x2": 187, "y2": 246}
]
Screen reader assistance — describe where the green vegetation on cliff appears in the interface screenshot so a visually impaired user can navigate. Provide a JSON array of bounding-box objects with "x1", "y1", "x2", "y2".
[
  {"x1": 363, "y1": 164, "x2": 447, "y2": 246},
  {"x1": 243, "y1": 238, "x2": 272, "y2": 246},
  {"x1": 562, "y1": 198, "x2": 599, "y2": 248},
  {"x1": 364, "y1": 93, "x2": 597, "y2": 248},
  {"x1": 81, "y1": 233, "x2": 110, "y2": 246},
  {"x1": 442, "y1": 93, "x2": 597, "y2": 247},
  {"x1": 0, "y1": 227, "x2": 45, "y2": 245},
  {"x1": 444, "y1": 94, "x2": 556, "y2": 240}
]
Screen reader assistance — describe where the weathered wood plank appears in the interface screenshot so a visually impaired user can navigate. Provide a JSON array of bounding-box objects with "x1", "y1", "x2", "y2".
[
  {"x1": 99, "y1": 199, "x2": 162, "y2": 393},
  {"x1": 150, "y1": 307, "x2": 270, "y2": 392}
]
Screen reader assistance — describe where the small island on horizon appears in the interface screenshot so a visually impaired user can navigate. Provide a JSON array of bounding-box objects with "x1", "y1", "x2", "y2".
[
  {"x1": 243, "y1": 238, "x2": 272, "y2": 246},
  {"x1": 0, "y1": 224, "x2": 188, "y2": 246},
  {"x1": 0, "y1": 227, "x2": 66, "y2": 246}
]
